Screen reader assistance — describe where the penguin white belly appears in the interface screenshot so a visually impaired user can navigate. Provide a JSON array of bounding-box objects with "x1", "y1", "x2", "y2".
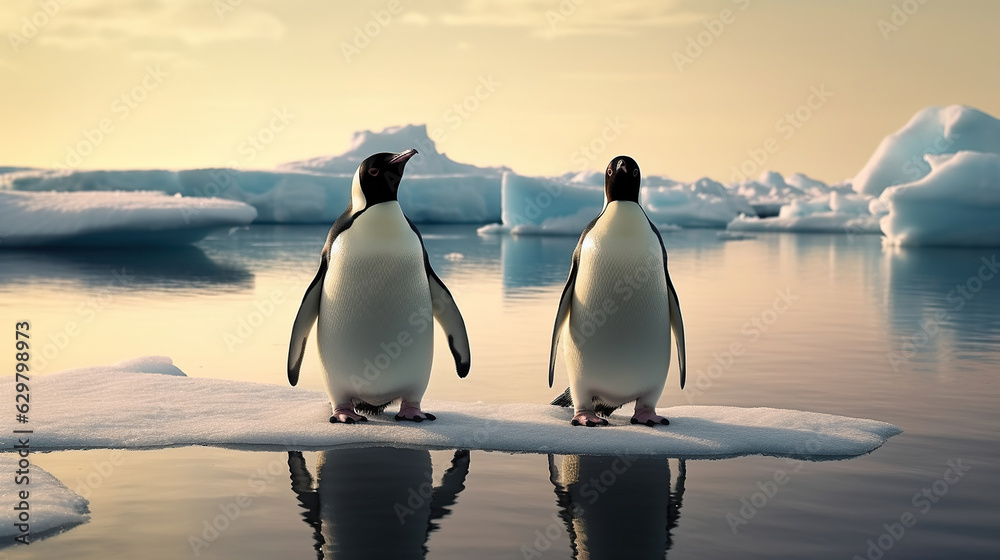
[
  {"x1": 563, "y1": 202, "x2": 671, "y2": 406},
  {"x1": 317, "y1": 202, "x2": 433, "y2": 406}
]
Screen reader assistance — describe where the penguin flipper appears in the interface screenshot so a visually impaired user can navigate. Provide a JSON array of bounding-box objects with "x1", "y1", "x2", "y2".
[
  {"x1": 548, "y1": 261, "x2": 577, "y2": 388},
  {"x1": 666, "y1": 272, "x2": 687, "y2": 389},
  {"x1": 287, "y1": 260, "x2": 325, "y2": 386},
  {"x1": 550, "y1": 213, "x2": 601, "y2": 388},
  {"x1": 405, "y1": 217, "x2": 471, "y2": 378},
  {"x1": 645, "y1": 215, "x2": 687, "y2": 390},
  {"x1": 428, "y1": 270, "x2": 472, "y2": 378}
]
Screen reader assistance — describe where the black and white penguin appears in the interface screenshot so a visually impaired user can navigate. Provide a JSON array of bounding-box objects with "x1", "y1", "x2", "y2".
[
  {"x1": 287, "y1": 149, "x2": 471, "y2": 423},
  {"x1": 549, "y1": 155, "x2": 686, "y2": 426}
]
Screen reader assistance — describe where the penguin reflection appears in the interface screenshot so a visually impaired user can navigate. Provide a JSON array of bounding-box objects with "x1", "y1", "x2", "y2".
[
  {"x1": 287, "y1": 448, "x2": 470, "y2": 559},
  {"x1": 548, "y1": 454, "x2": 686, "y2": 559}
]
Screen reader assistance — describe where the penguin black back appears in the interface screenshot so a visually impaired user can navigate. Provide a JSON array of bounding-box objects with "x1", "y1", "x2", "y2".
[{"x1": 605, "y1": 155, "x2": 641, "y2": 204}]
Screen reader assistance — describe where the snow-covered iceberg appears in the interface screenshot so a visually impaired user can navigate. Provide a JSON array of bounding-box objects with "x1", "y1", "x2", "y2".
[
  {"x1": 877, "y1": 151, "x2": 1000, "y2": 246},
  {"x1": 850, "y1": 105, "x2": 1000, "y2": 246},
  {"x1": 19, "y1": 357, "x2": 901, "y2": 458},
  {"x1": 0, "y1": 456, "x2": 90, "y2": 542},
  {"x1": 728, "y1": 191, "x2": 881, "y2": 235},
  {"x1": 644, "y1": 177, "x2": 755, "y2": 228},
  {"x1": 478, "y1": 173, "x2": 604, "y2": 235},
  {"x1": 479, "y1": 172, "x2": 755, "y2": 235},
  {"x1": 853, "y1": 105, "x2": 1000, "y2": 197},
  {"x1": 2, "y1": 125, "x2": 504, "y2": 224},
  {"x1": 280, "y1": 124, "x2": 504, "y2": 177},
  {"x1": 0, "y1": 190, "x2": 257, "y2": 247}
]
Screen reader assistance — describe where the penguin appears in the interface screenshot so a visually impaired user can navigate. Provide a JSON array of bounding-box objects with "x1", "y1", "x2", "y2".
[
  {"x1": 548, "y1": 155, "x2": 686, "y2": 427},
  {"x1": 287, "y1": 148, "x2": 471, "y2": 423}
]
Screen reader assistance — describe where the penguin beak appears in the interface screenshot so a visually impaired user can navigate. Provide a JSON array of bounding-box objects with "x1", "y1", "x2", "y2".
[
  {"x1": 615, "y1": 159, "x2": 628, "y2": 175},
  {"x1": 390, "y1": 148, "x2": 418, "y2": 166}
]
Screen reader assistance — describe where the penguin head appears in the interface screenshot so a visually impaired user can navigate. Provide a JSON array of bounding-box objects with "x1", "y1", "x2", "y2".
[
  {"x1": 604, "y1": 155, "x2": 641, "y2": 205},
  {"x1": 351, "y1": 148, "x2": 418, "y2": 210}
]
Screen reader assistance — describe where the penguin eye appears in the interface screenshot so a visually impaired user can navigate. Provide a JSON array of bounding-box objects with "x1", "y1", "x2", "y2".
[
  {"x1": 607, "y1": 168, "x2": 613, "y2": 177},
  {"x1": 632, "y1": 169, "x2": 639, "y2": 177},
  {"x1": 368, "y1": 168, "x2": 380, "y2": 177}
]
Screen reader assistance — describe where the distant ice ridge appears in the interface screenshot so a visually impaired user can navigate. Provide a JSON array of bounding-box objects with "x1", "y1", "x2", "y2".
[
  {"x1": 0, "y1": 456, "x2": 90, "y2": 541},
  {"x1": 280, "y1": 124, "x2": 506, "y2": 177},
  {"x1": 0, "y1": 190, "x2": 257, "y2": 247},
  {"x1": 478, "y1": 172, "x2": 756, "y2": 235},
  {"x1": 852, "y1": 106, "x2": 1000, "y2": 246},
  {"x1": 17, "y1": 356, "x2": 901, "y2": 458}
]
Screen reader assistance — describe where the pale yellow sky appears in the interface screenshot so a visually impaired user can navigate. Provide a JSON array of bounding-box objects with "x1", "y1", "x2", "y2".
[{"x1": 2, "y1": 0, "x2": 998, "y2": 183}]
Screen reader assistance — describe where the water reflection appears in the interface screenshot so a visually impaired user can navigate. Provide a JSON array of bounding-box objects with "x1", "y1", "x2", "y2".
[
  {"x1": 0, "y1": 245, "x2": 253, "y2": 292},
  {"x1": 287, "y1": 448, "x2": 470, "y2": 559},
  {"x1": 885, "y1": 246, "x2": 1000, "y2": 368},
  {"x1": 547, "y1": 454, "x2": 686, "y2": 559},
  {"x1": 0, "y1": 457, "x2": 89, "y2": 549},
  {"x1": 500, "y1": 235, "x2": 578, "y2": 295}
]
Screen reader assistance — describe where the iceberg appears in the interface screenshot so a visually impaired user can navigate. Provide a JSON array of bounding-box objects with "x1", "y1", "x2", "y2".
[
  {"x1": 730, "y1": 170, "x2": 854, "y2": 218},
  {"x1": 0, "y1": 456, "x2": 90, "y2": 542},
  {"x1": 18, "y1": 357, "x2": 901, "y2": 458},
  {"x1": 479, "y1": 172, "x2": 756, "y2": 235},
  {"x1": 644, "y1": 177, "x2": 755, "y2": 228},
  {"x1": 850, "y1": 105, "x2": 1000, "y2": 246},
  {"x1": 479, "y1": 173, "x2": 604, "y2": 235},
  {"x1": 853, "y1": 105, "x2": 1000, "y2": 197},
  {"x1": 728, "y1": 192, "x2": 881, "y2": 235},
  {"x1": 0, "y1": 190, "x2": 257, "y2": 247},
  {"x1": 3, "y1": 167, "x2": 500, "y2": 227},
  {"x1": 878, "y1": 151, "x2": 1000, "y2": 246}
]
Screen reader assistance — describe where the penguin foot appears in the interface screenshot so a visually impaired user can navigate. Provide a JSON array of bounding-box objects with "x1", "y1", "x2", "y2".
[
  {"x1": 330, "y1": 405, "x2": 368, "y2": 424},
  {"x1": 630, "y1": 409, "x2": 669, "y2": 427},
  {"x1": 330, "y1": 412, "x2": 368, "y2": 424},
  {"x1": 571, "y1": 411, "x2": 609, "y2": 427},
  {"x1": 395, "y1": 403, "x2": 436, "y2": 422}
]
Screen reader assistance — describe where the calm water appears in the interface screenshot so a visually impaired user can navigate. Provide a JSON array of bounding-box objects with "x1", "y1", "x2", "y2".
[{"x1": 2, "y1": 225, "x2": 999, "y2": 559}]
